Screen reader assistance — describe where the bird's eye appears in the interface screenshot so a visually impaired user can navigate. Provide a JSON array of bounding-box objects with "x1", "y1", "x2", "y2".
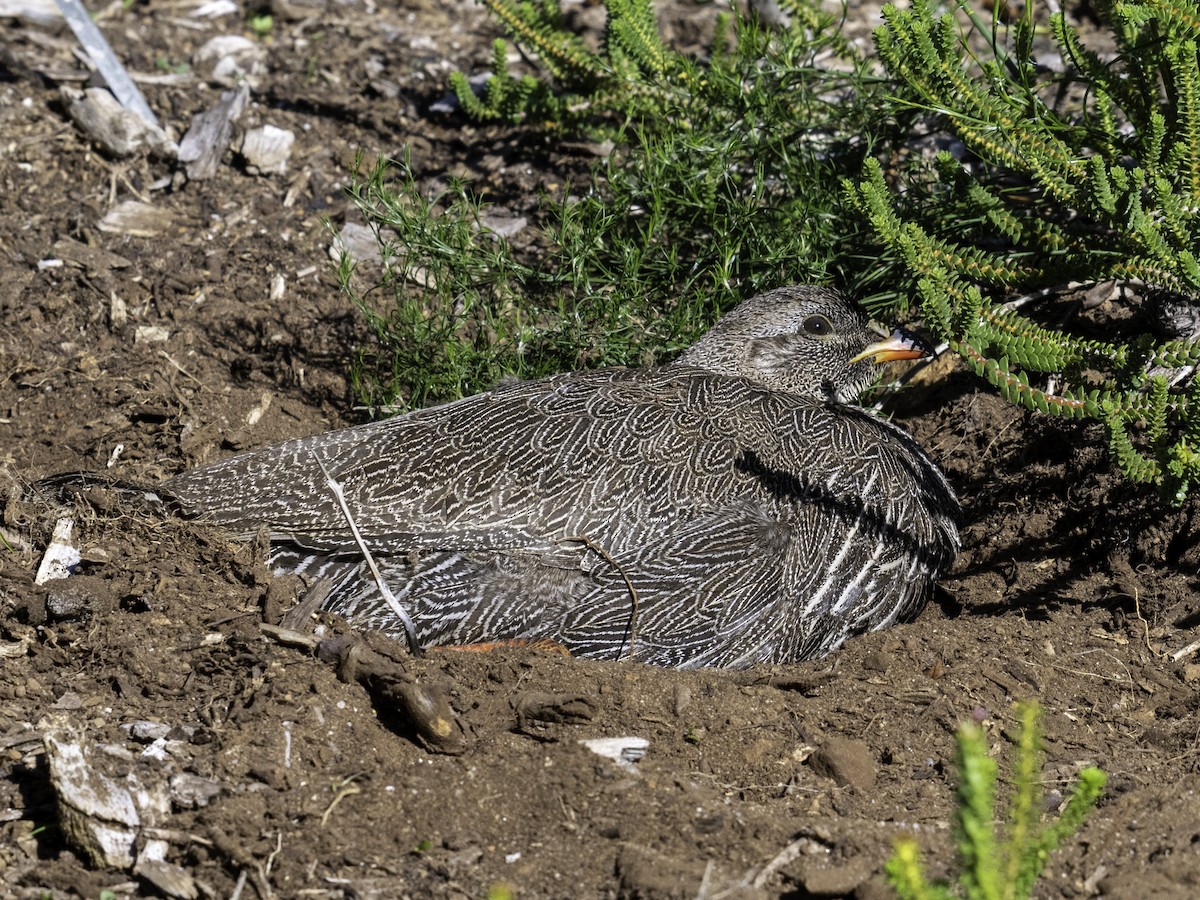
[{"x1": 803, "y1": 315, "x2": 834, "y2": 336}]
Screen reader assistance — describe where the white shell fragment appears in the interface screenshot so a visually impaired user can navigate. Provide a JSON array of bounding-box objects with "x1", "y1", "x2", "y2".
[
  {"x1": 239, "y1": 125, "x2": 295, "y2": 175},
  {"x1": 579, "y1": 736, "x2": 649, "y2": 773},
  {"x1": 35, "y1": 517, "x2": 80, "y2": 585}
]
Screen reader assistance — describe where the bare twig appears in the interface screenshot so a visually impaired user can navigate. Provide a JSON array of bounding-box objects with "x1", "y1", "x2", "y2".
[
  {"x1": 320, "y1": 776, "x2": 363, "y2": 827},
  {"x1": 1132, "y1": 588, "x2": 1168, "y2": 661},
  {"x1": 311, "y1": 451, "x2": 421, "y2": 656},
  {"x1": 1171, "y1": 636, "x2": 1200, "y2": 662},
  {"x1": 560, "y1": 533, "x2": 639, "y2": 662}
]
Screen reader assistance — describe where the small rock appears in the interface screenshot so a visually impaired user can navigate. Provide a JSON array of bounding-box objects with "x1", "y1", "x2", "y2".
[
  {"x1": 810, "y1": 736, "x2": 876, "y2": 792},
  {"x1": 479, "y1": 211, "x2": 528, "y2": 238},
  {"x1": 135, "y1": 326, "x2": 171, "y2": 344},
  {"x1": 239, "y1": 125, "x2": 294, "y2": 175},
  {"x1": 135, "y1": 859, "x2": 199, "y2": 900},
  {"x1": 52, "y1": 691, "x2": 84, "y2": 710},
  {"x1": 331, "y1": 222, "x2": 383, "y2": 265},
  {"x1": 126, "y1": 721, "x2": 172, "y2": 743},
  {"x1": 169, "y1": 772, "x2": 223, "y2": 810},
  {"x1": 65, "y1": 87, "x2": 175, "y2": 160},
  {"x1": 193, "y1": 35, "x2": 267, "y2": 86},
  {"x1": 862, "y1": 649, "x2": 892, "y2": 672},
  {"x1": 45, "y1": 581, "x2": 96, "y2": 621},
  {"x1": 579, "y1": 736, "x2": 649, "y2": 773},
  {"x1": 793, "y1": 856, "x2": 874, "y2": 897}
]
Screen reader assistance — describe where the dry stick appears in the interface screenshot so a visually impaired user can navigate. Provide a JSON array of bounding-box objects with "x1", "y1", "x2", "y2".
[
  {"x1": 560, "y1": 533, "x2": 640, "y2": 662},
  {"x1": 320, "y1": 777, "x2": 362, "y2": 827},
  {"x1": 1132, "y1": 588, "x2": 1168, "y2": 661},
  {"x1": 311, "y1": 451, "x2": 422, "y2": 657},
  {"x1": 1172, "y1": 636, "x2": 1200, "y2": 662},
  {"x1": 228, "y1": 869, "x2": 248, "y2": 900},
  {"x1": 55, "y1": 0, "x2": 161, "y2": 127},
  {"x1": 748, "y1": 837, "x2": 810, "y2": 890}
]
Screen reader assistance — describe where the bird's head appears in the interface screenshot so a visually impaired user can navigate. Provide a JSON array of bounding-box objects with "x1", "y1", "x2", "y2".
[{"x1": 674, "y1": 285, "x2": 929, "y2": 403}]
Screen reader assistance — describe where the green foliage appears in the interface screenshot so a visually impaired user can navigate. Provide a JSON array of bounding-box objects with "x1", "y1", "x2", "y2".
[
  {"x1": 846, "y1": 0, "x2": 1200, "y2": 501},
  {"x1": 247, "y1": 13, "x2": 272, "y2": 37},
  {"x1": 887, "y1": 704, "x2": 1107, "y2": 900},
  {"x1": 342, "y1": 2, "x2": 895, "y2": 410},
  {"x1": 446, "y1": 0, "x2": 685, "y2": 130}
]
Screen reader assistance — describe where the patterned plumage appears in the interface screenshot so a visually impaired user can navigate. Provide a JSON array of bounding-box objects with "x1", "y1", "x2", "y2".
[{"x1": 162, "y1": 285, "x2": 959, "y2": 668}]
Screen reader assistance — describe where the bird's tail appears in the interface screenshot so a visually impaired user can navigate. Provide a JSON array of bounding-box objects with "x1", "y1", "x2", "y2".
[{"x1": 32, "y1": 471, "x2": 174, "y2": 513}]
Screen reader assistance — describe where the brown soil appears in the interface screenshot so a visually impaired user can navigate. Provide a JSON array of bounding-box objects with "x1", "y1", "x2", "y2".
[{"x1": 2, "y1": 2, "x2": 1200, "y2": 898}]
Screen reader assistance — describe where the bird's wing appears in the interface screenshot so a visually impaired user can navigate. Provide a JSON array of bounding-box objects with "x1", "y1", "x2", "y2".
[
  {"x1": 551, "y1": 497, "x2": 800, "y2": 667},
  {"x1": 162, "y1": 368, "x2": 748, "y2": 555}
]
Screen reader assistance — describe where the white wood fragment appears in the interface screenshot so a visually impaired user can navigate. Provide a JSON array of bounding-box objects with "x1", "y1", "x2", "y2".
[
  {"x1": 110, "y1": 292, "x2": 128, "y2": 328},
  {"x1": 97, "y1": 200, "x2": 175, "y2": 237},
  {"x1": 43, "y1": 723, "x2": 171, "y2": 869},
  {"x1": 1171, "y1": 637, "x2": 1200, "y2": 662},
  {"x1": 0, "y1": 0, "x2": 60, "y2": 26},
  {"x1": 190, "y1": 0, "x2": 238, "y2": 17},
  {"x1": 35, "y1": 517, "x2": 79, "y2": 585},
  {"x1": 55, "y1": 0, "x2": 161, "y2": 127},
  {"x1": 245, "y1": 391, "x2": 272, "y2": 427},
  {"x1": 177, "y1": 84, "x2": 249, "y2": 180}
]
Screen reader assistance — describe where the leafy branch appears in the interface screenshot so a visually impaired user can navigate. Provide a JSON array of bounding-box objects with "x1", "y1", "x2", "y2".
[
  {"x1": 344, "y1": 0, "x2": 895, "y2": 410},
  {"x1": 888, "y1": 703, "x2": 1107, "y2": 900},
  {"x1": 447, "y1": 0, "x2": 693, "y2": 130},
  {"x1": 846, "y1": 0, "x2": 1200, "y2": 501}
]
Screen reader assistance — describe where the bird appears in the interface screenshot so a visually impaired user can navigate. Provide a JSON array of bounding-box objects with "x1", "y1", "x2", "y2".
[{"x1": 160, "y1": 285, "x2": 959, "y2": 669}]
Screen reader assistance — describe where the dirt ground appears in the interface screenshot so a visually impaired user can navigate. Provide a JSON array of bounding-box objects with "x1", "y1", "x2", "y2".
[{"x1": 2, "y1": 1, "x2": 1200, "y2": 898}]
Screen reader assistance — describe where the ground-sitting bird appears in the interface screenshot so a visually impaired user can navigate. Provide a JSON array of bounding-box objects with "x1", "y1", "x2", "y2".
[{"x1": 161, "y1": 285, "x2": 959, "y2": 668}]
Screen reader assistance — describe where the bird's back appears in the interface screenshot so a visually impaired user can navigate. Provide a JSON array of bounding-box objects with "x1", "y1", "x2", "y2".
[{"x1": 163, "y1": 364, "x2": 958, "y2": 667}]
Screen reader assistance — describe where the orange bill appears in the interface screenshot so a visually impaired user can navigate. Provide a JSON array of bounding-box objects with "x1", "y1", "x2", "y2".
[{"x1": 849, "y1": 329, "x2": 932, "y2": 365}]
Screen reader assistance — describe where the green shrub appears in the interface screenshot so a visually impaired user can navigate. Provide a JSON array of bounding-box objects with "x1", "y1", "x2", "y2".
[
  {"x1": 339, "y1": 0, "x2": 894, "y2": 411},
  {"x1": 847, "y1": 0, "x2": 1200, "y2": 501},
  {"x1": 887, "y1": 703, "x2": 1106, "y2": 900}
]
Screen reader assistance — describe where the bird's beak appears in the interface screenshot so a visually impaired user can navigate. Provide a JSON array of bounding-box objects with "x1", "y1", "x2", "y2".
[{"x1": 849, "y1": 328, "x2": 932, "y2": 365}]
